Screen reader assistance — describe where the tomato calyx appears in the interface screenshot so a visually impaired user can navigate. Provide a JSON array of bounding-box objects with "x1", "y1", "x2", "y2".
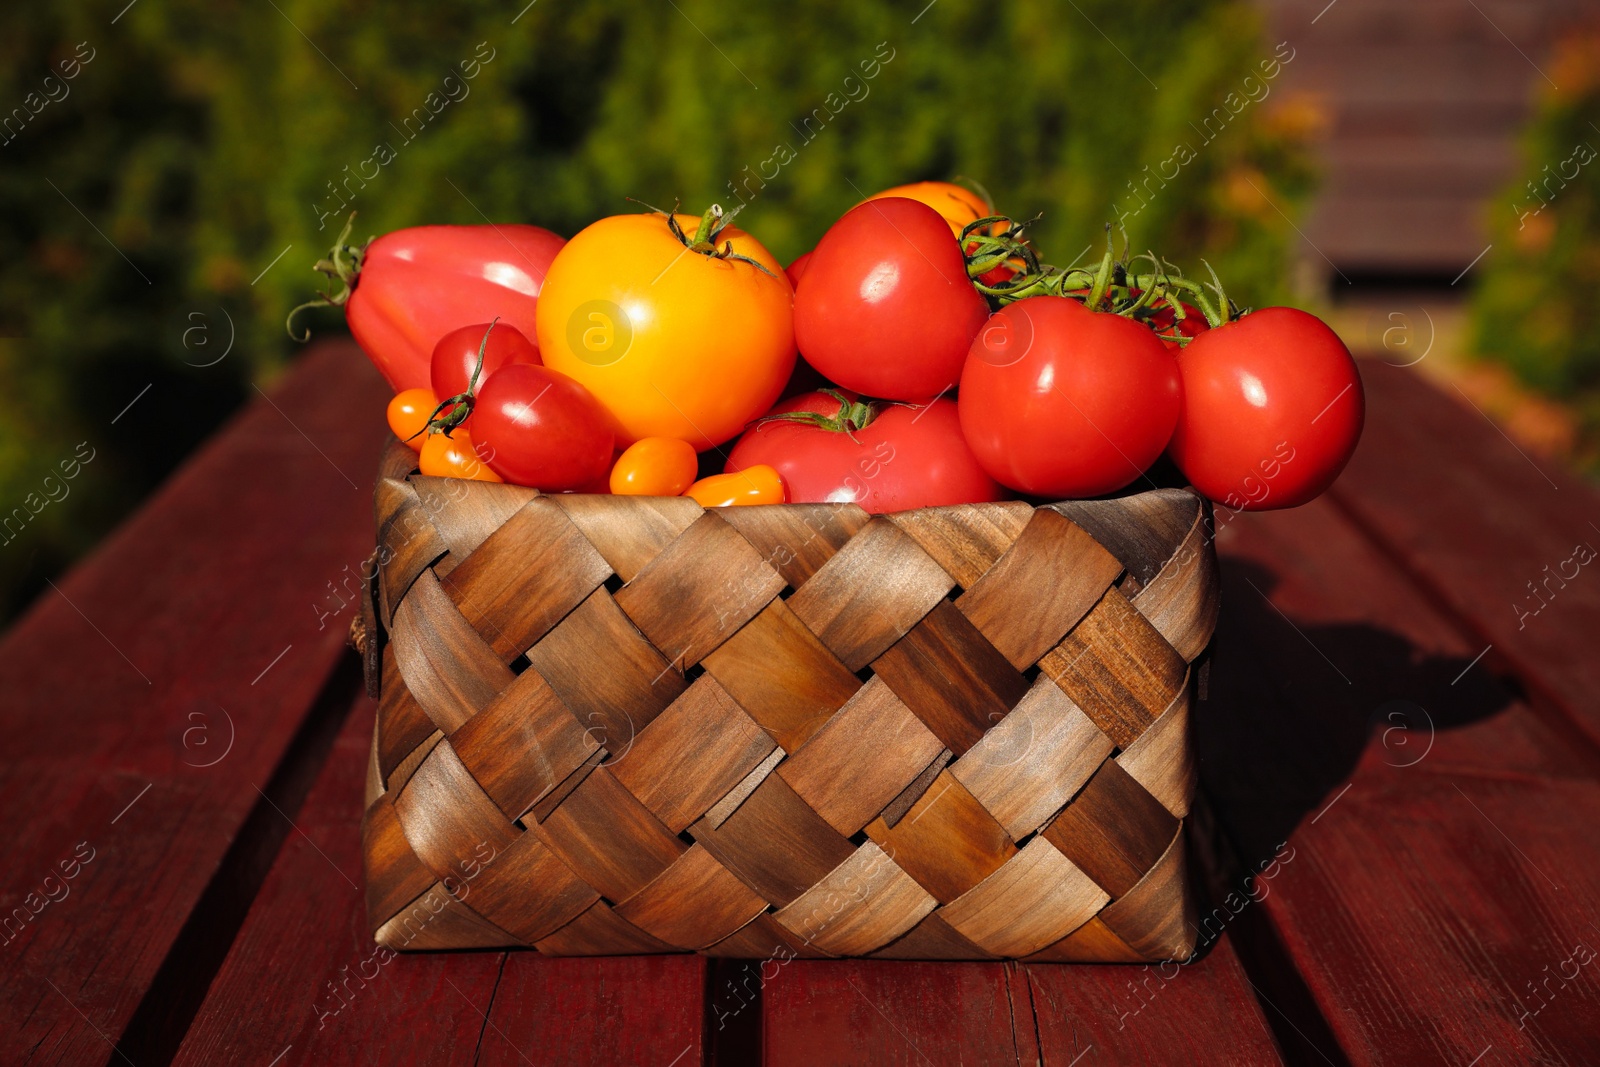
[
  {"x1": 960, "y1": 217, "x2": 1244, "y2": 347},
  {"x1": 753, "y1": 388, "x2": 879, "y2": 442},
  {"x1": 635, "y1": 200, "x2": 779, "y2": 278},
  {"x1": 416, "y1": 319, "x2": 499, "y2": 441},
  {"x1": 286, "y1": 212, "x2": 373, "y2": 341}
]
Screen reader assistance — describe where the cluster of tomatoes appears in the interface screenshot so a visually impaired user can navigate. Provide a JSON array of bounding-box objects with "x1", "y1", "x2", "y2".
[{"x1": 299, "y1": 180, "x2": 1363, "y2": 514}]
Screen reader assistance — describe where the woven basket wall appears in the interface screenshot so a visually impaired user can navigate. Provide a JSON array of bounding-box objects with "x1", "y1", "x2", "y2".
[{"x1": 358, "y1": 438, "x2": 1218, "y2": 962}]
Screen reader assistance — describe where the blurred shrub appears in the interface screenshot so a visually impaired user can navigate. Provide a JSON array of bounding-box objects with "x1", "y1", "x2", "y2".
[
  {"x1": 0, "y1": 0, "x2": 1313, "y2": 621},
  {"x1": 1471, "y1": 28, "x2": 1600, "y2": 470}
]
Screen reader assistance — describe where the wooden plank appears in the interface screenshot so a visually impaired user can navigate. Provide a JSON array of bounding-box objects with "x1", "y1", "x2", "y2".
[
  {"x1": 1329, "y1": 361, "x2": 1600, "y2": 751},
  {"x1": 1206, "y1": 490, "x2": 1600, "y2": 1064},
  {"x1": 0, "y1": 342, "x2": 393, "y2": 1064},
  {"x1": 763, "y1": 952, "x2": 1283, "y2": 1065},
  {"x1": 174, "y1": 688, "x2": 710, "y2": 1064}
]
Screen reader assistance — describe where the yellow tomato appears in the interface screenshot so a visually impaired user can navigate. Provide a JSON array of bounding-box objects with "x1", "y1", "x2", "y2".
[
  {"x1": 610, "y1": 437, "x2": 699, "y2": 496},
  {"x1": 387, "y1": 387, "x2": 438, "y2": 452},
  {"x1": 537, "y1": 208, "x2": 796, "y2": 450},
  {"x1": 418, "y1": 429, "x2": 502, "y2": 482},
  {"x1": 686, "y1": 465, "x2": 785, "y2": 507},
  {"x1": 862, "y1": 181, "x2": 992, "y2": 238}
]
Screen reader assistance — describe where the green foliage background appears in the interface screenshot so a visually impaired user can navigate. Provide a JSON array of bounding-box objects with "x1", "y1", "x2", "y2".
[
  {"x1": 0, "y1": 0, "x2": 1312, "y2": 623},
  {"x1": 1470, "y1": 31, "x2": 1600, "y2": 470}
]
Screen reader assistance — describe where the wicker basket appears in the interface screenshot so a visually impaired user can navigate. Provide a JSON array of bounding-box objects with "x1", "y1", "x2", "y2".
[{"x1": 358, "y1": 438, "x2": 1217, "y2": 961}]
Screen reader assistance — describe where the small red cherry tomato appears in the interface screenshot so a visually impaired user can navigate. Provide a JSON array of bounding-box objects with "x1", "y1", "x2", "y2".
[
  {"x1": 610, "y1": 437, "x2": 699, "y2": 496},
  {"x1": 686, "y1": 465, "x2": 785, "y2": 507},
  {"x1": 419, "y1": 429, "x2": 502, "y2": 481},
  {"x1": 471, "y1": 363, "x2": 614, "y2": 490},
  {"x1": 430, "y1": 321, "x2": 541, "y2": 402},
  {"x1": 388, "y1": 388, "x2": 438, "y2": 452}
]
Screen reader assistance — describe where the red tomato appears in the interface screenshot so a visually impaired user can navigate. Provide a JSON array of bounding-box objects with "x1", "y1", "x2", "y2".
[
  {"x1": 727, "y1": 391, "x2": 1005, "y2": 513},
  {"x1": 1168, "y1": 307, "x2": 1363, "y2": 510},
  {"x1": 305, "y1": 223, "x2": 565, "y2": 393},
  {"x1": 794, "y1": 198, "x2": 989, "y2": 401},
  {"x1": 430, "y1": 321, "x2": 541, "y2": 402},
  {"x1": 785, "y1": 250, "x2": 813, "y2": 288},
  {"x1": 1148, "y1": 299, "x2": 1209, "y2": 351},
  {"x1": 471, "y1": 363, "x2": 614, "y2": 490},
  {"x1": 958, "y1": 296, "x2": 1181, "y2": 497}
]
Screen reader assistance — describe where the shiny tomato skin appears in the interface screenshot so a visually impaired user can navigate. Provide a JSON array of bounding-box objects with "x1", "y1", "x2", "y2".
[
  {"x1": 471, "y1": 363, "x2": 614, "y2": 490},
  {"x1": 686, "y1": 465, "x2": 785, "y2": 507},
  {"x1": 387, "y1": 387, "x2": 438, "y2": 452},
  {"x1": 429, "y1": 322, "x2": 541, "y2": 401},
  {"x1": 1168, "y1": 307, "x2": 1363, "y2": 511},
  {"x1": 795, "y1": 198, "x2": 989, "y2": 401},
  {"x1": 728, "y1": 392, "x2": 1005, "y2": 513},
  {"x1": 419, "y1": 429, "x2": 501, "y2": 482},
  {"x1": 610, "y1": 437, "x2": 699, "y2": 496},
  {"x1": 958, "y1": 296, "x2": 1181, "y2": 498},
  {"x1": 347, "y1": 224, "x2": 564, "y2": 394},
  {"x1": 537, "y1": 213, "x2": 795, "y2": 450}
]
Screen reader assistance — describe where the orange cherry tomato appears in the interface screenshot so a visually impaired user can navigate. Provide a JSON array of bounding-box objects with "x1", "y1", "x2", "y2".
[
  {"x1": 418, "y1": 429, "x2": 502, "y2": 482},
  {"x1": 388, "y1": 387, "x2": 438, "y2": 452},
  {"x1": 537, "y1": 206, "x2": 795, "y2": 450},
  {"x1": 610, "y1": 437, "x2": 699, "y2": 496},
  {"x1": 686, "y1": 465, "x2": 784, "y2": 507}
]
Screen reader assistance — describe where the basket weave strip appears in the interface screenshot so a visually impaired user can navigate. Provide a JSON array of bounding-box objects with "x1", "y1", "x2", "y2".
[{"x1": 361, "y1": 441, "x2": 1218, "y2": 961}]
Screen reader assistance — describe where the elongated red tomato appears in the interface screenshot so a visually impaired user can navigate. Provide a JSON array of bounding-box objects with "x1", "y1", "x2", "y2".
[
  {"x1": 794, "y1": 198, "x2": 988, "y2": 400},
  {"x1": 959, "y1": 296, "x2": 1181, "y2": 497},
  {"x1": 727, "y1": 391, "x2": 1004, "y2": 513},
  {"x1": 471, "y1": 364, "x2": 614, "y2": 490},
  {"x1": 430, "y1": 321, "x2": 540, "y2": 402},
  {"x1": 1168, "y1": 307, "x2": 1363, "y2": 510},
  {"x1": 300, "y1": 223, "x2": 565, "y2": 393}
]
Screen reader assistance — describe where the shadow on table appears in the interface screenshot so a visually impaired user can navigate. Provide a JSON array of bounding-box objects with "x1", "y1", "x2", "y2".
[{"x1": 1194, "y1": 557, "x2": 1514, "y2": 871}]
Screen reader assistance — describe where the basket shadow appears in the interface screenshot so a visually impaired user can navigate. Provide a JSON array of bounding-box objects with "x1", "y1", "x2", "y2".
[{"x1": 1192, "y1": 556, "x2": 1515, "y2": 874}]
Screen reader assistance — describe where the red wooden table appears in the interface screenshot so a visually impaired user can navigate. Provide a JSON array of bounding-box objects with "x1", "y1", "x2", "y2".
[{"x1": 4, "y1": 342, "x2": 1598, "y2": 1065}]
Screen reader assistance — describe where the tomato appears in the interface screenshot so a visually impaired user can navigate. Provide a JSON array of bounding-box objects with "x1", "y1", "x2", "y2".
[
  {"x1": 786, "y1": 251, "x2": 813, "y2": 288},
  {"x1": 794, "y1": 198, "x2": 989, "y2": 401},
  {"x1": 863, "y1": 181, "x2": 991, "y2": 238},
  {"x1": 1071, "y1": 287, "x2": 1210, "y2": 352},
  {"x1": 430, "y1": 321, "x2": 540, "y2": 403},
  {"x1": 958, "y1": 296, "x2": 1181, "y2": 497},
  {"x1": 1167, "y1": 307, "x2": 1363, "y2": 511},
  {"x1": 294, "y1": 220, "x2": 565, "y2": 393},
  {"x1": 387, "y1": 388, "x2": 438, "y2": 452},
  {"x1": 727, "y1": 391, "x2": 1005, "y2": 513},
  {"x1": 610, "y1": 437, "x2": 699, "y2": 496},
  {"x1": 470, "y1": 363, "x2": 614, "y2": 490},
  {"x1": 419, "y1": 429, "x2": 501, "y2": 482},
  {"x1": 1149, "y1": 299, "x2": 1209, "y2": 351},
  {"x1": 537, "y1": 207, "x2": 795, "y2": 450},
  {"x1": 862, "y1": 182, "x2": 1016, "y2": 285},
  {"x1": 686, "y1": 465, "x2": 785, "y2": 507}
]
